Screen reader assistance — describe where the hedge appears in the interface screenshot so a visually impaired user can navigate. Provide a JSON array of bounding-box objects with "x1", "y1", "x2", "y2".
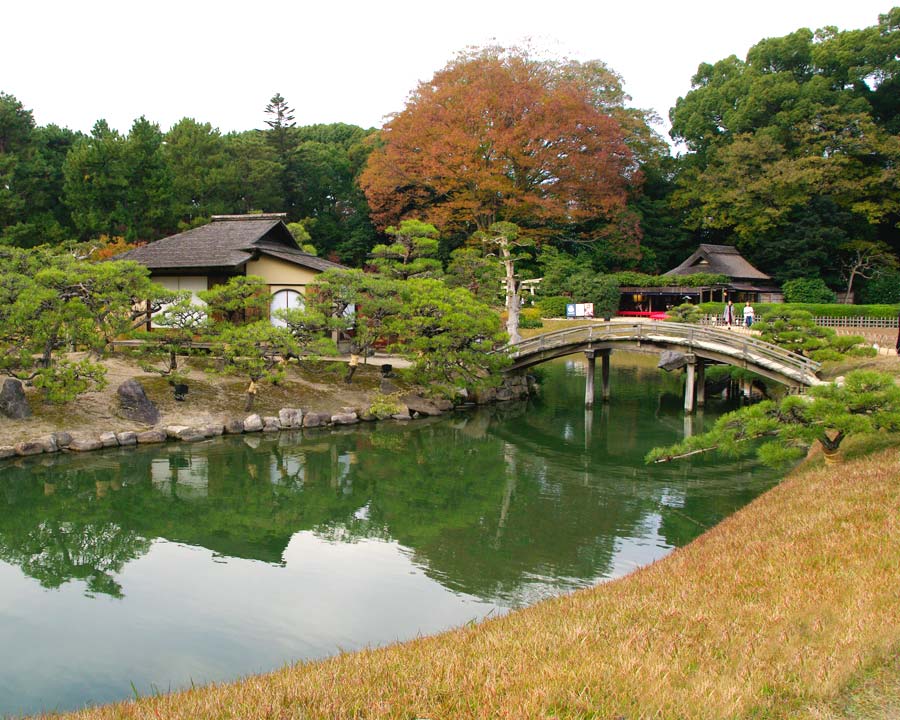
[
  {"x1": 698, "y1": 302, "x2": 900, "y2": 319},
  {"x1": 537, "y1": 295, "x2": 570, "y2": 318},
  {"x1": 611, "y1": 271, "x2": 729, "y2": 288}
]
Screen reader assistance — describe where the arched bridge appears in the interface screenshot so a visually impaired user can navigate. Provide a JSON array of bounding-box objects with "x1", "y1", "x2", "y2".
[{"x1": 504, "y1": 321, "x2": 822, "y2": 412}]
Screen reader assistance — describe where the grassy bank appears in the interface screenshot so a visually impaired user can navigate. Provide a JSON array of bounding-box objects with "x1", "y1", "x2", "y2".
[{"x1": 50, "y1": 444, "x2": 900, "y2": 719}]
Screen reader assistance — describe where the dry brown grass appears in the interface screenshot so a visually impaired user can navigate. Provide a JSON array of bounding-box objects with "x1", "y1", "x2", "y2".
[{"x1": 47, "y1": 444, "x2": 900, "y2": 719}]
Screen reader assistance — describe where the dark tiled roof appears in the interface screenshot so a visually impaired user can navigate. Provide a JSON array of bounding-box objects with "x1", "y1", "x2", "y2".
[
  {"x1": 664, "y1": 244, "x2": 771, "y2": 281},
  {"x1": 117, "y1": 214, "x2": 345, "y2": 273}
]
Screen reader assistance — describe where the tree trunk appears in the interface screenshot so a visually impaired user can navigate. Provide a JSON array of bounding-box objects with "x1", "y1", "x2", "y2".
[
  {"x1": 844, "y1": 270, "x2": 857, "y2": 304},
  {"x1": 501, "y1": 241, "x2": 521, "y2": 344}
]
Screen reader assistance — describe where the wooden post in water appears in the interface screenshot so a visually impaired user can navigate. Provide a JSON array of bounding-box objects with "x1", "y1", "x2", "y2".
[
  {"x1": 584, "y1": 350, "x2": 596, "y2": 408},
  {"x1": 600, "y1": 349, "x2": 611, "y2": 402},
  {"x1": 696, "y1": 359, "x2": 706, "y2": 408},
  {"x1": 684, "y1": 354, "x2": 696, "y2": 414}
]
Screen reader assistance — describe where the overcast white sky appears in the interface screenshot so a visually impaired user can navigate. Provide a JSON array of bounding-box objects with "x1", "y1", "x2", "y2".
[{"x1": 3, "y1": 0, "x2": 892, "y2": 144}]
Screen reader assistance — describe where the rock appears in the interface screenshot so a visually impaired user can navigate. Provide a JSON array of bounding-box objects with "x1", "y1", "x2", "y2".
[
  {"x1": 37, "y1": 436, "x2": 58, "y2": 454},
  {"x1": 15, "y1": 441, "x2": 44, "y2": 457},
  {"x1": 116, "y1": 431, "x2": 138, "y2": 446},
  {"x1": 278, "y1": 408, "x2": 303, "y2": 429},
  {"x1": 116, "y1": 379, "x2": 160, "y2": 425},
  {"x1": 165, "y1": 425, "x2": 191, "y2": 439},
  {"x1": 403, "y1": 394, "x2": 443, "y2": 417},
  {"x1": 136, "y1": 429, "x2": 167, "y2": 444},
  {"x1": 262, "y1": 417, "x2": 281, "y2": 432},
  {"x1": 69, "y1": 438, "x2": 103, "y2": 452},
  {"x1": 302, "y1": 412, "x2": 331, "y2": 428},
  {"x1": 391, "y1": 412, "x2": 411, "y2": 421},
  {"x1": 496, "y1": 388, "x2": 516, "y2": 402},
  {"x1": 331, "y1": 412, "x2": 358, "y2": 425},
  {"x1": 99, "y1": 431, "x2": 119, "y2": 448},
  {"x1": 658, "y1": 351, "x2": 688, "y2": 372},
  {"x1": 0, "y1": 378, "x2": 31, "y2": 419},
  {"x1": 203, "y1": 424, "x2": 225, "y2": 437},
  {"x1": 178, "y1": 428, "x2": 207, "y2": 442},
  {"x1": 223, "y1": 419, "x2": 245, "y2": 434},
  {"x1": 243, "y1": 414, "x2": 263, "y2": 433},
  {"x1": 380, "y1": 378, "x2": 400, "y2": 394},
  {"x1": 433, "y1": 399, "x2": 453, "y2": 412},
  {"x1": 473, "y1": 387, "x2": 497, "y2": 405},
  {"x1": 0, "y1": 446, "x2": 15, "y2": 459},
  {"x1": 358, "y1": 407, "x2": 377, "y2": 422},
  {"x1": 52, "y1": 431, "x2": 73, "y2": 448}
]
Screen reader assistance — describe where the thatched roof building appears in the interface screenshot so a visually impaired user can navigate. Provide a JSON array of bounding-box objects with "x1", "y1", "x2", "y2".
[
  {"x1": 120, "y1": 214, "x2": 343, "y2": 275},
  {"x1": 120, "y1": 214, "x2": 346, "y2": 327},
  {"x1": 619, "y1": 244, "x2": 782, "y2": 314}
]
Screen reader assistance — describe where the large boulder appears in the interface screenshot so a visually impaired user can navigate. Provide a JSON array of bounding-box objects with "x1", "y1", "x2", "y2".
[
  {"x1": 136, "y1": 429, "x2": 167, "y2": 444},
  {"x1": 0, "y1": 378, "x2": 31, "y2": 419},
  {"x1": 403, "y1": 394, "x2": 443, "y2": 417},
  {"x1": 116, "y1": 379, "x2": 160, "y2": 425},
  {"x1": 658, "y1": 351, "x2": 688, "y2": 372},
  {"x1": 243, "y1": 414, "x2": 264, "y2": 433},
  {"x1": 278, "y1": 408, "x2": 303, "y2": 429},
  {"x1": 302, "y1": 412, "x2": 331, "y2": 428}
]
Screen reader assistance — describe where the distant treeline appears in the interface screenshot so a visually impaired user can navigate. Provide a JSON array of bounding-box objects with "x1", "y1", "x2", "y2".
[{"x1": 1, "y1": 8, "x2": 899, "y2": 296}]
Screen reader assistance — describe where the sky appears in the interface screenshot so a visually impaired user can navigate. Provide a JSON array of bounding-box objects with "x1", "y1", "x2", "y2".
[{"x1": 2, "y1": 0, "x2": 893, "y2": 143}]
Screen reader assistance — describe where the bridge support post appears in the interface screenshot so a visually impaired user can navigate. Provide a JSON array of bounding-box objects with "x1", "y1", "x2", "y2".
[
  {"x1": 684, "y1": 354, "x2": 696, "y2": 414},
  {"x1": 600, "y1": 349, "x2": 611, "y2": 402},
  {"x1": 584, "y1": 350, "x2": 596, "y2": 408},
  {"x1": 696, "y1": 360, "x2": 706, "y2": 408}
]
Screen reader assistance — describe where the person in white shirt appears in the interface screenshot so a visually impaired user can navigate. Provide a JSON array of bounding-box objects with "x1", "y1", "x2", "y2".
[{"x1": 743, "y1": 302, "x2": 755, "y2": 328}]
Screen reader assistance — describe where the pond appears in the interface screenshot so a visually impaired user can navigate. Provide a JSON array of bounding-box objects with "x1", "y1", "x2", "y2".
[{"x1": 0, "y1": 354, "x2": 778, "y2": 716}]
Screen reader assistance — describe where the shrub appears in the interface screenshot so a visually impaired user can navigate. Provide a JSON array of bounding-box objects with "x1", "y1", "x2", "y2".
[
  {"x1": 700, "y1": 302, "x2": 900, "y2": 319},
  {"x1": 782, "y1": 278, "x2": 836, "y2": 304},
  {"x1": 518, "y1": 307, "x2": 543, "y2": 329},
  {"x1": 668, "y1": 303, "x2": 702, "y2": 324},
  {"x1": 858, "y1": 269, "x2": 900, "y2": 304},
  {"x1": 537, "y1": 295, "x2": 570, "y2": 318}
]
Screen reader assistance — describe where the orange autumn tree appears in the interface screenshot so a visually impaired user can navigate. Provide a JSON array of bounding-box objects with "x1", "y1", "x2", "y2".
[{"x1": 360, "y1": 45, "x2": 645, "y2": 339}]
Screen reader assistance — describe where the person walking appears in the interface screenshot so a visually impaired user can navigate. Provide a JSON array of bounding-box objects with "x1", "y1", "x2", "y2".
[
  {"x1": 723, "y1": 300, "x2": 735, "y2": 328},
  {"x1": 743, "y1": 301, "x2": 755, "y2": 328}
]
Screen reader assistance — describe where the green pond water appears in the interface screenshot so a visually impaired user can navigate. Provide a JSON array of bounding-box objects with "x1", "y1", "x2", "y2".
[{"x1": 0, "y1": 355, "x2": 778, "y2": 716}]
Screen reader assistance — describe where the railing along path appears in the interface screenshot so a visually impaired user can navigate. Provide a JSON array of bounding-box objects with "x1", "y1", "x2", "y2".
[{"x1": 505, "y1": 321, "x2": 821, "y2": 386}]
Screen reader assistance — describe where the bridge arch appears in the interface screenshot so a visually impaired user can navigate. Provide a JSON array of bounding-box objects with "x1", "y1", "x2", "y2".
[{"x1": 504, "y1": 321, "x2": 822, "y2": 411}]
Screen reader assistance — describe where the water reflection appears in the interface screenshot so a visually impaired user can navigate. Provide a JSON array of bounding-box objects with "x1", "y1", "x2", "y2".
[{"x1": 0, "y1": 355, "x2": 778, "y2": 715}]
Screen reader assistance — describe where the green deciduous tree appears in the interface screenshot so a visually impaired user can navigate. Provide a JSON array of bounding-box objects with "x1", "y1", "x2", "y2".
[
  {"x1": 670, "y1": 11, "x2": 900, "y2": 280},
  {"x1": 781, "y1": 278, "x2": 836, "y2": 304}
]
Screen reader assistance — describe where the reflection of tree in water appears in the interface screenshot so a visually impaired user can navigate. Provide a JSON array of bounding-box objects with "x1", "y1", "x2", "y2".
[
  {"x1": 0, "y1": 369, "x2": 776, "y2": 606},
  {"x1": 0, "y1": 462, "x2": 151, "y2": 598},
  {"x1": 0, "y1": 519, "x2": 149, "y2": 598},
  {"x1": 342, "y1": 407, "x2": 657, "y2": 605}
]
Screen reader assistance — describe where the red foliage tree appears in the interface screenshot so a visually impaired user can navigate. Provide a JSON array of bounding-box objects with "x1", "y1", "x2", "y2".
[{"x1": 360, "y1": 46, "x2": 642, "y2": 238}]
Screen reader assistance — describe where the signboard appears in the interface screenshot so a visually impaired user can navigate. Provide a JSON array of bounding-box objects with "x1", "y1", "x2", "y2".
[{"x1": 567, "y1": 303, "x2": 596, "y2": 318}]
